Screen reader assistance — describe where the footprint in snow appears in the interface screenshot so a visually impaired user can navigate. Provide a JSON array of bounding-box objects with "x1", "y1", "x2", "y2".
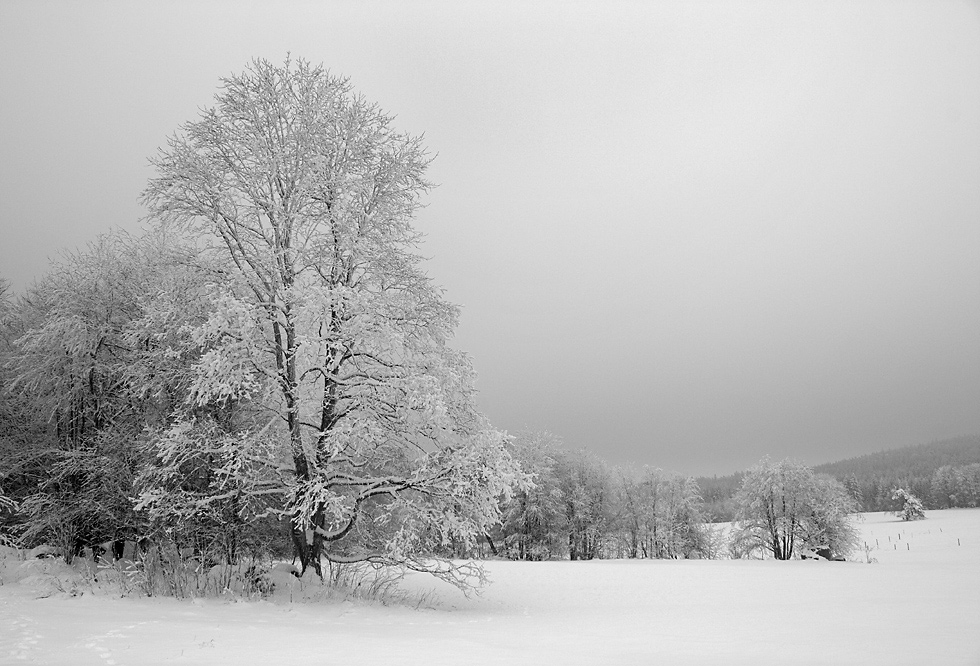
[
  {"x1": 82, "y1": 620, "x2": 156, "y2": 665},
  {"x1": 84, "y1": 641, "x2": 118, "y2": 665},
  {"x1": 0, "y1": 613, "x2": 43, "y2": 661}
]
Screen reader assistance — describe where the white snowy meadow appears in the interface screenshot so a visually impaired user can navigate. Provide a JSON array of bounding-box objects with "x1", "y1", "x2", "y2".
[{"x1": 1, "y1": 508, "x2": 977, "y2": 665}]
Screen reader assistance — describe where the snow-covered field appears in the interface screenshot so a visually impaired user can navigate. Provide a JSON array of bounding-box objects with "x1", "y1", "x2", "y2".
[{"x1": 1, "y1": 509, "x2": 977, "y2": 665}]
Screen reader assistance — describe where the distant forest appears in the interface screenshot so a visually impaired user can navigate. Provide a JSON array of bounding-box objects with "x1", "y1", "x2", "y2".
[{"x1": 697, "y1": 435, "x2": 980, "y2": 522}]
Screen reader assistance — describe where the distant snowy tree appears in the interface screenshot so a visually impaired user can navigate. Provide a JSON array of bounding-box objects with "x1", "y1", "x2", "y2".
[
  {"x1": 556, "y1": 449, "x2": 612, "y2": 560},
  {"x1": 613, "y1": 466, "x2": 649, "y2": 559},
  {"x1": 732, "y1": 458, "x2": 859, "y2": 560},
  {"x1": 140, "y1": 57, "x2": 523, "y2": 585},
  {"x1": 499, "y1": 431, "x2": 567, "y2": 560},
  {"x1": 614, "y1": 467, "x2": 713, "y2": 559},
  {"x1": 842, "y1": 474, "x2": 863, "y2": 506},
  {"x1": 657, "y1": 473, "x2": 714, "y2": 558},
  {"x1": 930, "y1": 465, "x2": 980, "y2": 509},
  {"x1": 930, "y1": 466, "x2": 958, "y2": 509},
  {"x1": 799, "y1": 475, "x2": 861, "y2": 556},
  {"x1": 892, "y1": 488, "x2": 926, "y2": 521}
]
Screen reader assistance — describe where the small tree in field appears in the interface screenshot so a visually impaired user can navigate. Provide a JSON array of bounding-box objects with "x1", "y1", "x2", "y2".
[
  {"x1": 892, "y1": 488, "x2": 926, "y2": 521},
  {"x1": 139, "y1": 57, "x2": 523, "y2": 586}
]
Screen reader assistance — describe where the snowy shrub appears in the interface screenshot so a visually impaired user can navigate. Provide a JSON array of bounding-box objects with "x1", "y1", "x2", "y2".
[{"x1": 133, "y1": 538, "x2": 281, "y2": 599}]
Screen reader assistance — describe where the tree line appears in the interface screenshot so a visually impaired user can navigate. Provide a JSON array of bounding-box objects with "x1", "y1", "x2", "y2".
[
  {"x1": 698, "y1": 435, "x2": 980, "y2": 520},
  {"x1": 489, "y1": 432, "x2": 716, "y2": 561},
  {"x1": 489, "y1": 442, "x2": 861, "y2": 563}
]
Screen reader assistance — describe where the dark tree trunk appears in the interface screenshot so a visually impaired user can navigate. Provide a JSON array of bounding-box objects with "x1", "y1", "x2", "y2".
[
  {"x1": 484, "y1": 533, "x2": 498, "y2": 557},
  {"x1": 291, "y1": 523, "x2": 312, "y2": 574}
]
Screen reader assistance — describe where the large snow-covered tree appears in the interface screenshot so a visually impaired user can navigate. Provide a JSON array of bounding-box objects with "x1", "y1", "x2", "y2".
[
  {"x1": 731, "y1": 458, "x2": 859, "y2": 560},
  {"x1": 140, "y1": 57, "x2": 521, "y2": 583}
]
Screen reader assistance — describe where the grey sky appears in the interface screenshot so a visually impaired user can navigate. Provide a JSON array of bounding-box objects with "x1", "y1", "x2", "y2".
[{"x1": 2, "y1": 1, "x2": 978, "y2": 475}]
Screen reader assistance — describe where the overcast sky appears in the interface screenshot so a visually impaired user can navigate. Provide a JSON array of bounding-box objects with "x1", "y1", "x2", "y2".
[{"x1": 2, "y1": 1, "x2": 978, "y2": 476}]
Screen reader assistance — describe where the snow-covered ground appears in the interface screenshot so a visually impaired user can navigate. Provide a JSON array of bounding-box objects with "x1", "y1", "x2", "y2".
[{"x1": 1, "y1": 508, "x2": 977, "y2": 665}]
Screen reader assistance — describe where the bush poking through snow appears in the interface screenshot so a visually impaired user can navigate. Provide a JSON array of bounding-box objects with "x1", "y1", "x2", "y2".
[{"x1": 0, "y1": 542, "x2": 438, "y2": 607}]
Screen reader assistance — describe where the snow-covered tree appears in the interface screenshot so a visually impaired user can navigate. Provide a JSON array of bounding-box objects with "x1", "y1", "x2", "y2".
[
  {"x1": 798, "y1": 475, "x2": 861, "y2": 556},
  {"x1": 0, "y1": 277, "x2": 35, "y2": 550},
  {"x1": 0, "y1": 278, "x2": 19, "y2": 523},
  {"x1": 498, "y1": 431, "x2": 568, "y2": 560},
  {"x1": 0, "y1": 278, "x2": 10, "y2": 320},
  {"x1": 2, "y1": 232, "x2": 216, "y2": 561},
  {"x1": 842, "y1": 474, "x2": 863, "y2": 506},
  {"x1": 732, "y1": 458, "x2": 859, "y2": 560},
  {"x1": 613, "y1": 466, "x2": 648, "y2": 559},
  {"x1": 930, "y1": 466, "x2": 958, "y2": 509},
  {"x1": 140, "y1": 57, "x2": 523, "y2": 584},
  {"x1": 613, "y1": 467, "x2": 713, "y2": 559},
  {"x1": 556, "y1": 449, "x2": 612, "y2": 560},
  {"x1": 4, "y1": 236, "x2": 150, "y2": 559},
  {"x1": 930, "y1": 465, "x2": 980, "y2": 509},
  {"x1": 892, "y1": 488, "x2": 926, "y2": 521},
  {"x1": 656, "y1": 473, "x2": 714, "y2": 558},
  {"x1": 0, "y1": 485, "x2": 16, "y2": 548}
]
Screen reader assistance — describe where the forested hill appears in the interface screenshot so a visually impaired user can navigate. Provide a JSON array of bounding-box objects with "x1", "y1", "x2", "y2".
[
  {"x1": 813, "y1": 435, "x2": 980, "y2": 512},
  {"x1": 813, "y1": 435, "x2": 980, "y2": 480},
  {"x1": 697, "y1": 435, "x2": 980, "y2": 521},
  {"x1": 695, "y1": 472, "x2": 744, "y2": 522}
]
